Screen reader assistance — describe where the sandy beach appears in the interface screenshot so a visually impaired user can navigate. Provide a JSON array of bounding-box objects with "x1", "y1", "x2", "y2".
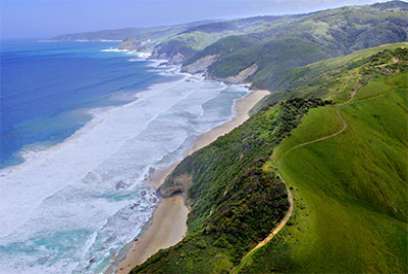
[{"x1": 114, "y1": 89, "x2": 269, "y2": 274}]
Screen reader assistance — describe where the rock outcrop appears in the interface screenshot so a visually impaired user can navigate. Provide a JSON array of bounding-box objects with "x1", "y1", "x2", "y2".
[
  {"x1": 119, "y1": 38, "x2": 154, "y2": 52},
  {"x1": 181, "y1": 55, "x2": 219, "y2": 74},
  {"x1": 151, "y1": 40, "x2": 196, "y2": 64},
  {"x1": 159, "y1": 174, "x2": 192, "y2": 198},
  {"x1": 225, "y1": 64, "x2": 258, "y2": 84}
]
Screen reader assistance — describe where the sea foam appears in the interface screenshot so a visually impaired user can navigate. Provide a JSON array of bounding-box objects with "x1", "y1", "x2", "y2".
[
  {"x1": 0, "y1": 59, "x2": 248, "y2": 273},
  {"x1": 102, "y1": 47, "x2": 152, "y2": 59}
]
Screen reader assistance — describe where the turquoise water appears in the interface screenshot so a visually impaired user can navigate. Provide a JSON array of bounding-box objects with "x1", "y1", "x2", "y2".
[{"x1": 0, "y1": 40, "x2": 248, "y2": 274}]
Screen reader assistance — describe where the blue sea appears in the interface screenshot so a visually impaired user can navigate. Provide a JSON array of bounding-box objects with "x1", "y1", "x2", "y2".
[
  {"x1": 0, "y1": 40, "x2": 249, "y2": 273},
  {"x1": 1, "y1": 40, "x2": 166, "y2": 168}
]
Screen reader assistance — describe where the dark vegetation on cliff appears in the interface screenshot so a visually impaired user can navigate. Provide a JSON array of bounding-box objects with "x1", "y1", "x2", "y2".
[
  {"x1": 133, "y1": 45, "x2": 408, "y2": 274},
  {"x1": 131, "y1": 97, "x2": 329, "y2": 274}
]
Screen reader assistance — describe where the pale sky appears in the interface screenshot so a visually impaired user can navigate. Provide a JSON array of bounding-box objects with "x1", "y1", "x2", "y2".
[{"x1": 0, "y1": 0, "x2": 393, "y2": 39}]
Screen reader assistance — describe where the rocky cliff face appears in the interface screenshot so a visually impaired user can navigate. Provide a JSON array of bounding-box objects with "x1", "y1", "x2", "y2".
[
  {"x1": 118, "y1": 38, "x2": 155, "y2": 53},
  {"x1": 151, "y1": 40, "x2": 196, "y2": 64},
  {"x1": 118, "y1": 38, "x2": 140, "y2": 50},
  {"x1": 181, "y1": 55, "x2": 219, "y2": 74},
  {"x1": 159, "y1": 174, "x2": 192, "y2": 198},
  {"x1": 225, "y1": 64, "x2": 258, "y2": 84}
]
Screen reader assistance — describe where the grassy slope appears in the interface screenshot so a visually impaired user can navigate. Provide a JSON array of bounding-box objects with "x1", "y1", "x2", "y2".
[
  {"x1": 133, "y1": 45, "x2": 408, "y2": 273},
  {"x1": 152, "y1": 16, "x2": 294, "y2": 61},
  {"x1": 258, "y1": 42, "x2": 408, "y2": 109},
  {"x1": 237, "y1": 48, "x2": 408, "y2": 273},
  {"x1": 193, "y1": 3, "x2": 408, "y2": 90}
]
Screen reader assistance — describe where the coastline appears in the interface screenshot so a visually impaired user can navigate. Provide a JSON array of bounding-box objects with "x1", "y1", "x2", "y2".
[
  {"x1": 1, "y1": 42, "x2": 265, "y2": 274},
  {"x1": 113, "y1": 89, "x2": 270, "y2": 274}
]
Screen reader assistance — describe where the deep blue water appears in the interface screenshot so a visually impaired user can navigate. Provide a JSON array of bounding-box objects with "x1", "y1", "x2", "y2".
[{"x1": 0, "y1": 40, "x2": 164, "y2": 167}]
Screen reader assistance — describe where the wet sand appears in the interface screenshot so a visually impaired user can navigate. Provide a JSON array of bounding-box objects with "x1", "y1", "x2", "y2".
[{"x1": 114, "y1": 89, "x2": 269, "y2": 274}]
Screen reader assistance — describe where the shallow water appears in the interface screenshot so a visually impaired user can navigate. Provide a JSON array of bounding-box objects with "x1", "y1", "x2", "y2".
[{"x1": 0, "y1": 40, "x2": 248, "y2": 273}]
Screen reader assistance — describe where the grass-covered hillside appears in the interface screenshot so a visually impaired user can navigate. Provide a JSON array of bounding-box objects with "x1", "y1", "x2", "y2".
[
  {"x1": 188, "y1": 1, "x2": 408, "y2": 90},
  {"x1": 238, "y1": 45, "x2": 408, "y2": 274},
  {"x1": 132, "y1": 44, "x2": 408, "y2": 273},
  {"x1": 162, "y1": 1, "x2": 408, "y2": 68},
  {"x1": 150, "y1": 15, "x2": 296, "y2": 63}
]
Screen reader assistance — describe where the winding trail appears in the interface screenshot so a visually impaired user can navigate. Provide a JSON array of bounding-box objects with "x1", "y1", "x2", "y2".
[
  {"x1": 244, "y1": 186, "x2": 293, "y2": 259},
  {"x1": 274, "y1": 89, "x2": 385, "y2": 163},
  {"x1": 243, "y1": 87, "x2": 368, "y2": 258},
  {"x1": 276, "y1": 108, "x2": 347, "y2": 162}
]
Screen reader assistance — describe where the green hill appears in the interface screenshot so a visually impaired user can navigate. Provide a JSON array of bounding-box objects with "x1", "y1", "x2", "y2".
[
  {"x1": 238, "y1": 45, "x2": 408, "y2": 274},
  {"x1": 131, "y1": 44, "x2": 408, "y2": 274},
  {"x1": 191, "y1": 1, "x2": 408, "y2": 90},
  {"x1": 163, "y1": 1, "x2": 408, "y2": 69}
]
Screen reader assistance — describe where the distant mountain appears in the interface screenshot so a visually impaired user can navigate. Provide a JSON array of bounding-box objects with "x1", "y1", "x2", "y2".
[
  {"x1": 54, "y1": 27, "x2": 151, "y2": 41},
  {"x1": 372, "y1": 0, "x2": 408, "y2": 10},
  {"x1": 180, "y1": 1, "x2": 408, "y2": 90},
  {"x1": 52, "y1": 20, "x2": 213, "y2": 47},
  {"x1": 149, "y1": 15, "x2": 294, "y2": 63}
]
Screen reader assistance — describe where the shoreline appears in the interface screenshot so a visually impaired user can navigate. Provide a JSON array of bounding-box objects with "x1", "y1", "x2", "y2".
[{"x1": 113, "y1": 89, "x2": 270, "y2": 274}]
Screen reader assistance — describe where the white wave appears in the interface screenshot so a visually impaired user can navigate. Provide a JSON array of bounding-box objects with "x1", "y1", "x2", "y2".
[
  {"x1": 98, "y1": 39, "x2": 122, "y2": 43},
  {"x1": 0, "y1": 69, "x2": 249, "y2": 274},
  {"x1": 101, "y1": 48, "x2": 129, "y2": 53},
  {"x1": 101, "y1": 48, "x2": 152, "y2": 59},
  {"x1": 75, "y1": 39, "x2": 121, "y2": 43}
]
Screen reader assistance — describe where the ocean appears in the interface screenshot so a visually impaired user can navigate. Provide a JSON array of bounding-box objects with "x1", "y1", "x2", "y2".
[{"x1": 0, "y1": 40, "x2": 249, "y2": 273}]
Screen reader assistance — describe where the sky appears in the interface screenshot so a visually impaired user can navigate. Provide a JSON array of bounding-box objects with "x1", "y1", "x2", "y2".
[{"x1": 1, "y1": 0, "x2": 392, "y2": 39}]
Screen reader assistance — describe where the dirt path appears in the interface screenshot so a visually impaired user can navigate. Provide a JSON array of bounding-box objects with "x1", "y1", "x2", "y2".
[
  {"x1": 243, "y1": 186, "x2": 293, "y2": 258},
  {"x1": 275, "y1": 87, "x2": 386, "y2": 162},
  {"x1": 238, "y1": 79, "x2": 391, "y2": 267},
  {"x1": 242, "y1": 87, "x2": 365, "y2": 259},
  {"x1": 277, "y1": 108, "x2": 347, "y2": 161}
]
